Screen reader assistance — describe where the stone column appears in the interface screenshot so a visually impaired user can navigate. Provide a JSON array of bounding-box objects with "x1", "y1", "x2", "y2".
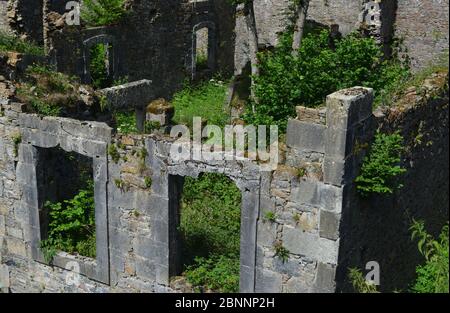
[{"x1": 277, "y1": 87, "x2": 374, "y2": 293}]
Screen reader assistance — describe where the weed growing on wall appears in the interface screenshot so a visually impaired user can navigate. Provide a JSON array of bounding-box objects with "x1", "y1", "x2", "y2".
[
  {"x1": 0, "y1": 31, "x2": 45, "y2": 56},
  {"x1": 348, "y1": 268, "x2": 379, "y2": 293},
  {"x1": 16, "y1": 65, "x2": 85, "y2": 116},
  {"x1": 180, "y1": 173, "x2": 241, "y2": 292},
  {"x1": 355, "y1": 131, "x2": 406, "y2": 197},
  {"x1": 114, "y1": 111, "x2": 138, "y2": 134},
  {"x1": 410, "y1": 221, "x2": 449, "y2": 293}
]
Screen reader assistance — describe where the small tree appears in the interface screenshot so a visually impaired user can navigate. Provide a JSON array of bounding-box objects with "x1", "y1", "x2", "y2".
[
  {"x1": 356, "y1": 131, "x2": 407, "y2": 197},
  {"x1": 230, "y1": 0, "x2": 259, "y2": 103},
  {"x1": 292, "y1": 0, "x2": 310, "y2": 55},
  {"x1": 81, "y1": 0, "x2": 127, "y2": 27}
]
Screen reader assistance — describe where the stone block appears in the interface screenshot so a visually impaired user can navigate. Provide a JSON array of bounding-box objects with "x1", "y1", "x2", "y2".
[
  {"x1": 283, "y1": 227, "x2": 339, "y2": 264},
  {"x1": 318, "y1": 183, "x2": 344, "y2": 213},
  {"x1": 0, "y1": 264, "x2": 9, "y2": 290},
  {"x1": 257, "y1": 220, "x2": 277, "y2": 247},
  {"x1": 286, "y1": 119, "x2": 326, "y2": 153},
  {"x1": 240, "y1": 264, "x2": 256, "y2": 293},
  {"x1": 326, "y1": 87, "x2": 374, "y2": 130},
  {"x1": 254, "y1": 267, "x2": 283, "y2": 293},
  {"x1": 285, "y1": 276, "x2": 311, "y2": 293},
  {"x1": 313, "y1": 262, "x2": 336, "y2": 293},
  {"x1": 6, "y1": 237, "x2": 27, "y2": 257},
  {"x1": 135, "y1": 257, "x2": 156, "y2": 281},
  {"x1": 0, "y1": 215, "x2": 5, "y2": 236},
  {"x1": 325, "y1": 127, "x2": 355, "y2": 158},
  {"x1": 319, "y1": 210, "x2": 341, "y2": 240},
  {"x1": 291, "y1": 179, "x2": 320, "y2": 207}
]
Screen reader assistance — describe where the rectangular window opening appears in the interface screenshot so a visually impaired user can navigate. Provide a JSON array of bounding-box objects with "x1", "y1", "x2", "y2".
[{"x1": 36, "y1": 146, "x2": 96, "y2": 262}]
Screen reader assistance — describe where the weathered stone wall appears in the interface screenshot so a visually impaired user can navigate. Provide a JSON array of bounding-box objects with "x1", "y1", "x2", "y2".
[
  {"x1": 336, "y1": 72, "x2": 449, "y2": 292},
  {"x1": 1, "y1": 84, "x2": 380, "y2": 293},
  {"x1": 1, "y1": 75, "x2": 448, "y2": 293},
  {"x1": 46, "y1": 0, "x2": 235, "y2": 99},
  {"x1": 234, "y1": 0, "x2": 449, "y2": 73},
  {"x1": 6, "y1": 0, "x2": 44, "y2": 44},
  {"x1": 0, "y1": 0, "x2": 10, "y2": 34},
  {"x1": 395, "y1": 0, "x2": 449, "y2": 70}
]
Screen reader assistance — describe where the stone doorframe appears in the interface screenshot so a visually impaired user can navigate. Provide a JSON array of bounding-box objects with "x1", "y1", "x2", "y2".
[{"x1": 164, "y1": 160, "x2": 261, "y2": 293}]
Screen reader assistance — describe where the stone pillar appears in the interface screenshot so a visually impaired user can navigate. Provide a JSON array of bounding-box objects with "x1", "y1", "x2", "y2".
[
  {"x1": 324, "y1": 87, "x2": 374, "y2": 187},
  {"x1": 278, "y1": 87, "x2": 374, "y2": 293},
  {"x1": 146, "y1": 99, "x2": 175, "y2": 129}
]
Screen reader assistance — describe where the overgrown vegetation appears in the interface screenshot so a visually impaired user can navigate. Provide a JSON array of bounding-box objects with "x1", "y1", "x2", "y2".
[
  {"x1": 40, "y1": 180, "x2": 96, "y2": 262},
  {"x1": 114, "y1": 111, "x2": 138, "y2": 134},
  {"x1": 180, "y1": 173, "x2": 241, "y2": 293},
  {"x1": 348, "y1": 268, "x2": 379, "y2": 293},
  {"x1": 172, "y1": 79, "x2": 229, "y2": 129},
  {"x1": 0, "y1": 31, "x2": 45, "y2": 56},
  {"x1": 89, "y1": 43, "x2": 113, "y2": 89},
  {"x1": 244, "y1": 30, "x2": 410, "y2": 131},
  {"x1": 355, "y1": 131, "x2": 406, "y2": 197},
  {"x1": 15, "y1": 65, "x2": 86, "y2": 116},
  {"x1": 348, "y1": 221, "x2": 449, "y2": 293},
  {"x1": 410, "y1": 221, "x2": 449, "y2": 293},
  {"x1": 81, "y1": 0, "x2": 128, "y2": 27},
  {"x1": 377, "y1": 51, "x2": 449, "y2": 107}
]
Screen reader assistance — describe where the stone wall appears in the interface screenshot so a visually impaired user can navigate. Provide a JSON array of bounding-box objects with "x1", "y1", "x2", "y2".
[
  {"x1": 234, "y1": 0, "x2": 449, "y2": 73},
  {"x1": 336, "y1": 71, "x2": 449, "y2": 292},
  {"x1": 6, "y1": 0, "x2": 44, "y2": 44},
  {"x1": 395, "y1": 0, "x2": 449, "y2": 70},
  {"x1": 1, "y1": 83, "x2": 381, "y2": 293},
  {"x1": 46, "y1": 0, "x2": 235, "y2": 99},
  {"x1": 0, "y1": 0, "x2": 10, "y2": 34},
  {"x1": 1, "y1": 74, "x2": 448, "y2": 292}
]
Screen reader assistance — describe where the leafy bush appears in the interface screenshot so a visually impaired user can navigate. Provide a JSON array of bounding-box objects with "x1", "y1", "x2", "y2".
[
  {"x1": 0, "y1": 31, "x2": 44, "y2": 56},
  {"x1": 40, "y1": 180, "x2": 96, "y2": 260},
  {"x1": 184, "y1": 254, "x2": 240, "y2": 293},
  {"x1": 355, "y1": 131, "x2": 406, "y2": 197},
  {"x1": 180, "y1": 173, "x2": 241, "y2": 292},
  {"x1": 410, "y1": 221, "x2": 449, "y2": 293},
  {"x1": 81, "y1": 0, "x2": 127, "y2": 27},
  {"x1": 172, "y1": 79, "x2": 229, "y2": 129},
  {"x1": 244, "y1": 30, "x2": 410, "y2": 131}
]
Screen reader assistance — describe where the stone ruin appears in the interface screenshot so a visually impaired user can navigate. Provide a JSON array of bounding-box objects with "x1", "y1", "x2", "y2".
[{"x1": 0, "y1": 0, "x2": 448, "y2": 293}]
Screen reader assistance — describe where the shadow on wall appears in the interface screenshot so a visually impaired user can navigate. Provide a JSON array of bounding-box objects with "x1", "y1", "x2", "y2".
[{"x1": 336, "y1": 80, "x2": 449, "y2": 293}]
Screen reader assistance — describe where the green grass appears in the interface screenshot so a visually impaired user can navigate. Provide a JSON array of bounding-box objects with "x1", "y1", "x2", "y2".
[
  {"x1": 172, "y1": 79, "x2": 230, "y2": 129},
  {"x1": 114, "y1": 111, "x2": 138, "y2": 134},
  {"x1": 0, "y1": 31, "x2": 45, "y2": 56},
  {"x1": 180, "y1": 173, "x2": 241, "y2": 293},
  {"x1": 15, "y1": 65, "x2": 80, "y2": 116},
  {"x1": 375, "y1": 50, "x2": 449, "y2": 107}
]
